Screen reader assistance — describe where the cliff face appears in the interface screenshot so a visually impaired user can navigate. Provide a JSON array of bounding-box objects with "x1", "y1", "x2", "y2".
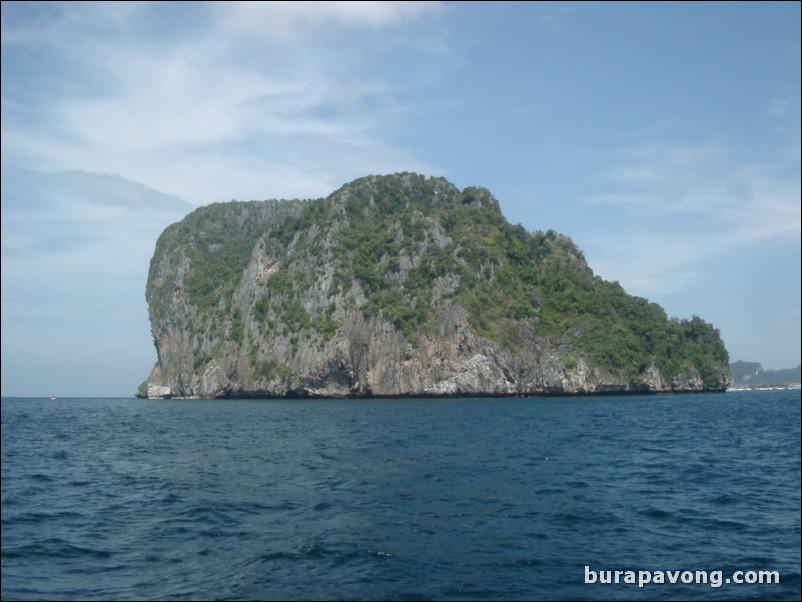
[{"x1": 144, "y1": 173, "x2": 730, "y2": 398}]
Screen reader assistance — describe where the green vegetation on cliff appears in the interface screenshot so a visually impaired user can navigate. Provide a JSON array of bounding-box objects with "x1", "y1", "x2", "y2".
[{"x1": 145, "y1": 173, "x2": 730, "y2": 397}]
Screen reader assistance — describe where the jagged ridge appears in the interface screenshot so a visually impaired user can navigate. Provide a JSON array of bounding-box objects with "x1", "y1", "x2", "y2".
[{"x1": 142, "y1": 173, "x2": 730, "y2": 398}]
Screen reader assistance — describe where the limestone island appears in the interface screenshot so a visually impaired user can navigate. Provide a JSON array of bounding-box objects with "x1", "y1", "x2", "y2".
[{"x1": 139, "y1": 173, "x2": 730, "y2": 399}]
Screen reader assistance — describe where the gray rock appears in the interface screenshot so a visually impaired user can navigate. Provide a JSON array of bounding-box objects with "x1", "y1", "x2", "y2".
[
  {"x1": 141, "y1": 174, "x2": 730, "y2": 399},
  {"x1": 147, "y1": 384, "x2": 173, "y2": 399}
]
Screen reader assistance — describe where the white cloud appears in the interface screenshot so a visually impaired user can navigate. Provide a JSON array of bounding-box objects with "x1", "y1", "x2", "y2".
[
  {"x1": 0, "y1": 166, "x2": 194, "y2": 395},
  {"x1": 581, "y1": 140, "x2": 800, "y2": 302},
  {"x1": 766, "y1": 96, "x2": 800, "y2": 121},
  {"x1": 1, "y1": 1, "x2": 453, "y2": 394},
  {"x1": 218, "y1": 1, "x2": 445, "y2": 39},
  {"x1": 593, "y1": 142, "x2": 799, "y2": 235},
  {"x1": 2, "y1": 1, "x2": 448, "y2": 203}
]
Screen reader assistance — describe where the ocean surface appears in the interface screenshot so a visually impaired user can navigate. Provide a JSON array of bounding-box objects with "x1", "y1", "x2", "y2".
[{"x1": 2, "y1": 390, "x2": 800, "y2": 601}]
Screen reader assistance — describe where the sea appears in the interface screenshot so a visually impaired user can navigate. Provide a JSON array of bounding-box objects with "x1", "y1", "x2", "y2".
[{"x1": 1, "y1": 390, "x2": 800, "y2": 601}]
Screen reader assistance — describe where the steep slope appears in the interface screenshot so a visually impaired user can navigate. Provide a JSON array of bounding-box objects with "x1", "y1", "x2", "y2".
[{"x1": 143, "y1": 173, "x2": 730, "y2": 398}]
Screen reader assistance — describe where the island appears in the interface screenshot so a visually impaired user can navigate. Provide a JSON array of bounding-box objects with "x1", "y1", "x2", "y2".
[
  {"x1": 140, "y1": 173, "x2": 730, "y2": 399},
  {"x1": 729, "y1": 361, "x2": 801, "y2": 390}
]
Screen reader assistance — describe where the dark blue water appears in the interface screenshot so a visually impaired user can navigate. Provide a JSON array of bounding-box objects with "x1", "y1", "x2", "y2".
[{"x1": 2, "y1": 390, "x2": 800, "y2": 601}]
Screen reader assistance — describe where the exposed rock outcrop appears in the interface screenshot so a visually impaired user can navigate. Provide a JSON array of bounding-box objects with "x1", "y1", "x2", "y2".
[
  {"x1": 143, "y1": 173, "x2": 730, "y2": 398},
  {"x1": 147, "y1": 384, "x2": 173, "y2": 399}
]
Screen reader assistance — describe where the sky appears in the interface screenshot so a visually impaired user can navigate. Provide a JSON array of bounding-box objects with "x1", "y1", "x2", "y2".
[{"x1": 1, "y1": 1, "x2": 799, "y2": 397}]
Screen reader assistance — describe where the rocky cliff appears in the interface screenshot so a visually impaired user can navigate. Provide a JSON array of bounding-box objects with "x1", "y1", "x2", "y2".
[{"x1": 143, "y1": 173, "x2": 730, "y2": 398}]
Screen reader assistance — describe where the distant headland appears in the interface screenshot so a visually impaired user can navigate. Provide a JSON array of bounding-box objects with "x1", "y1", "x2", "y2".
[{"x1": 728, "y1": 361, "x2": 801, "y2": 390}]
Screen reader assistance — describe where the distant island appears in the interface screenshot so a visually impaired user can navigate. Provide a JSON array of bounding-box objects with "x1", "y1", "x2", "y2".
[
  {"x1": 139, "y1": 173, "x2": 730, "y2": 399},
  {"x1": 729, "y1": 361, "x2": 801, "y2": 390}
]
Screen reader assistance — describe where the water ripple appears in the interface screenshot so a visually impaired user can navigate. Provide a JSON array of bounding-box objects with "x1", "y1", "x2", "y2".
[{"x1": 2, "y1": 391, "x2": 800, "y2": 601}]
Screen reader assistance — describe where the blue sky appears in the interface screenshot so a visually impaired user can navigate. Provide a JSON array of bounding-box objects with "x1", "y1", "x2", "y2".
[{"x1": 2, "y1": 1, "x2": 799, "y2": 396}]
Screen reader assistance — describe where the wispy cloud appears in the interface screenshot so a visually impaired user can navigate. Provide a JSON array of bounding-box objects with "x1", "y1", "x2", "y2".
[
  {"x1": 0, "y1": 165, "x2": 194, "y2": 395},
  {"x1": 766, "y1": 95, "x2": 800, "y2": 122},
  {"x1": 1, "y1": 1, "x2": 448, "y2": 203},
  {"x1": 2, "y1": 1, "x2": 799, "y2": 390},
  {"x1": 1, "y1": 165, "x2": 192, "y2": 305},
  {"x1": 218, "y1": 1, "x2": 445, "y2": 38},
  {"x1": 583, "y1": 138, "x2": 800, "y2": 298},
  {"x1": 1, "y1": 1, "x2": 452, "y2": 394},
  {"x1": 533, "y1": 4, "x2": 575, "y2": 31}
]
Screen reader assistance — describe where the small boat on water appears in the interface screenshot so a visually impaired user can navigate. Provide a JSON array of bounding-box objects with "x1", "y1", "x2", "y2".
[{"x1": 49, "y1": 394, "x2": 57, "y2": 400}]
